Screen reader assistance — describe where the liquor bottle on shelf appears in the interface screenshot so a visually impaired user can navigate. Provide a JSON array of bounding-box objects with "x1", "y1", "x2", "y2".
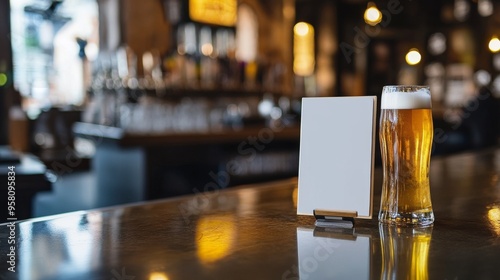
[
  {"x1": 177, "y1": 23, "x2": 200, "y2": 89},
  {"x1": 199, "y1": 26, "x2": 216, "y2": 89}
]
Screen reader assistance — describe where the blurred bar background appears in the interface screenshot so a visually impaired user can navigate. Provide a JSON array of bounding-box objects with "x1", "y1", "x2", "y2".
[{"x1": 1, "y1": 0, "x2": 499, "y2": 219}]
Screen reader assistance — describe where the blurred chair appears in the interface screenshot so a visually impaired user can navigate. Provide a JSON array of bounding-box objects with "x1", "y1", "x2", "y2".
[{"x1": 30, "y1": 107, "x2": 90, "y2": 171}]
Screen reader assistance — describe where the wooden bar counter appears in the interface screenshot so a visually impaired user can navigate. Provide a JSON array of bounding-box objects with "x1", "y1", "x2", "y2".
[
  {"x1": 2, "y1": 148, "x2": 500, "y2": 279},
  {"x1": 73, "y1": 122, "x2": 300, "y2": 205}
]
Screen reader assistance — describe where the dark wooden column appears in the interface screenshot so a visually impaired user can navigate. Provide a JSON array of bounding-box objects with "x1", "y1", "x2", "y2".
[{"x1": 0, "y1": 0, "x2": 13, "y2": 145}]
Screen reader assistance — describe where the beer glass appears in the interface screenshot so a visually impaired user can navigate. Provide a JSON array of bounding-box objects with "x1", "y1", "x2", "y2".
[{"x1": 378, "y1": 85, "x2": 434, "y2": 226}]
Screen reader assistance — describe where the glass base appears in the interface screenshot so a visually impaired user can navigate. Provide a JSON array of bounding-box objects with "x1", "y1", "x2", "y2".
[{"x1": 379, "y1": 210, "x2": 434, "y2": 227}]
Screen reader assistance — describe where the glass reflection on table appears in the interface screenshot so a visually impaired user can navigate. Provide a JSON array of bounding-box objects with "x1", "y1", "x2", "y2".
[
  {"x1": 296, "y1": 226, "x2": 372, "y2": 279},
  {"x1": 379, "y1": 224, "x2": 433, "y2": 280}
]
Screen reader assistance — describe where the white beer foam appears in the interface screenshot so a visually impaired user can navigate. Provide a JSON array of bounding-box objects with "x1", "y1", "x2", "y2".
[{"x1": 381, "y1": 89, "x2": 431, "y2": 109}]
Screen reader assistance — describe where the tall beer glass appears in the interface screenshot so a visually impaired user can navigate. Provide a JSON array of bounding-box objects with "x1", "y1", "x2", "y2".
[{"x1": 379, "y1": 86, "x2": 434, "y2": 226}]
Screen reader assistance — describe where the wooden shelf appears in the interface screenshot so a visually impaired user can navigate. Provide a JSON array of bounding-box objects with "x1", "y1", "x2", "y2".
[
  {"x1": 73, "y1": 122, "x2": 300, "y2": 147},
  {"x1": 99, "y1": 87, "x2": 289, "y2": 100}
]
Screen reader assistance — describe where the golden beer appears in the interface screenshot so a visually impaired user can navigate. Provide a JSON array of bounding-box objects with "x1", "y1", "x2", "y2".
[{"x1": 379, "y1": 86, "x2": 434, "y2": 226}]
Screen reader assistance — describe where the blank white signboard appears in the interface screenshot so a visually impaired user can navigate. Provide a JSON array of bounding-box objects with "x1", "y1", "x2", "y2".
[{"x1": 297, "y1": 96, "x2": 376, "y2": 218}]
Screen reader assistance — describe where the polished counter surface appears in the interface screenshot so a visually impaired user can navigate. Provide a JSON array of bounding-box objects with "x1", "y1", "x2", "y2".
[{"x1": 2, "y1": 148, "x2": 500, "y2": 279}]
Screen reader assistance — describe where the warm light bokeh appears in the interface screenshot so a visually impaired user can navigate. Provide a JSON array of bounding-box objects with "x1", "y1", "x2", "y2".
[
  {"x1": 406, "y1": 49, "x2": 422, "y2": 65},
  {"x1": 364, "y1": 4, "x2": 382, "y2": 26},
  {"x1": 294, "y1": 22, "x2": 315, "y2": 76},
  {"x1": 189, "y1": 0, "x2": 237, "y2": 27},
  {"x1": 488, "y1": 37, "x2": 500, "y2": 53}
]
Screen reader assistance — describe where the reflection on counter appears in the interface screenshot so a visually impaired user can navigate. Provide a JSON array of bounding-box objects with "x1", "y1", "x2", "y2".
[
  {"x1": 296, "y1": 227, "x2": 371, "y2": 279},
  {"x1": 148, "y1": 272, "x2": 170, "y2": 280},
  {"x1": 17, "y1": 212, "x2": 106, "y2": 280},
  {"x1": 379, "y1": 225, "x2": 432, "y2": 280},
  {"x1": 196, "y1": 214, "x2": 236, "y2": 265},
  {"x1": 487, "y1": 204, "x2": 500, "y2": 237}
]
